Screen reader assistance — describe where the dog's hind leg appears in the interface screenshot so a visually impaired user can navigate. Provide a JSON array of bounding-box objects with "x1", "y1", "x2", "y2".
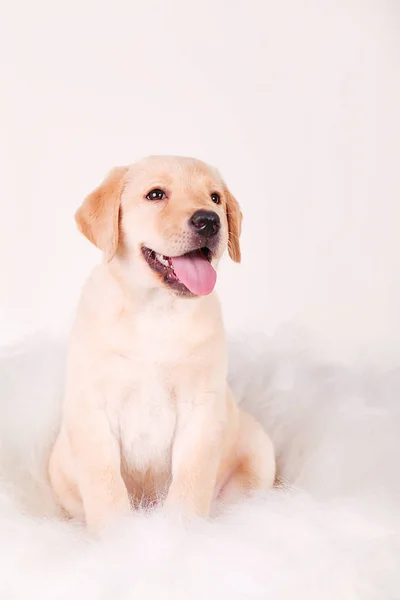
[
  {"x1": 48, "y1": 430, "x2": 85, "y2": 522},
  {"x1": 219, "y1": 411, "x2": 276, "y2": 504}
]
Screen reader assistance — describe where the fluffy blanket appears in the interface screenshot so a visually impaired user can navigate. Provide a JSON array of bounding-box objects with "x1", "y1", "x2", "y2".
[{"x1": 0, "y1": 333, "x2": 399, "y2": 599}]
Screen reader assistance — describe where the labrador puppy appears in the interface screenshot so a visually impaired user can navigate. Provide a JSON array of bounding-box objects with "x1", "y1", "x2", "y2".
[{"x1": 48, "y1": 156, "x2": 275, "y2": 534}]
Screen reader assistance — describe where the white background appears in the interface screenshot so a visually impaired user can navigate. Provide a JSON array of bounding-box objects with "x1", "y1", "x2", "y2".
[{"x1": 1, "y1": 0, "x2": 399, "y2": 360}]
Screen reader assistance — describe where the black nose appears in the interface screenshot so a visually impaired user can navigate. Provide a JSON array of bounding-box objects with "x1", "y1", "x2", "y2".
[{"x1": 190, "y1": 210, "x2": 220, "y2": 238}]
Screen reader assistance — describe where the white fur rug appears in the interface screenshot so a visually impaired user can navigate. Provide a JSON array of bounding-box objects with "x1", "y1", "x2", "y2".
[{"x1": 0, "y1": 332, "x2": 399, "y2": 599}]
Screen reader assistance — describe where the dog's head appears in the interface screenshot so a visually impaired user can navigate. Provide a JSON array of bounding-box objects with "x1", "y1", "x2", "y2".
[{"x1": 75, "y1": 156, "x2": 242, "y2": 297}]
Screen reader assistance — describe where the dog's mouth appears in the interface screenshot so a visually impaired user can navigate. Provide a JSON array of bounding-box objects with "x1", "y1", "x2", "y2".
[{"x1": 141, "y1": 246, "x2": 217, "y2": 296}]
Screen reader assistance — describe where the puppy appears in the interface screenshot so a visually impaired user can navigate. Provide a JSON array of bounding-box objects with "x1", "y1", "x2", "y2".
[{"x1": 48, "y1": 156, "x2": 275, "y2": 534}]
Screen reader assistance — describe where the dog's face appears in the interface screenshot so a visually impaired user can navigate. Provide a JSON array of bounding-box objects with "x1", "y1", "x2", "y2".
[{"x1": 76, "y1": 156, "x2": 242, "y2": 297}]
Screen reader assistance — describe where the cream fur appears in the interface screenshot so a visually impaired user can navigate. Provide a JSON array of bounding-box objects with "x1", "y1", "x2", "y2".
[{"x1": 48, "y1": 156, "x2": 275, "y2": 533}]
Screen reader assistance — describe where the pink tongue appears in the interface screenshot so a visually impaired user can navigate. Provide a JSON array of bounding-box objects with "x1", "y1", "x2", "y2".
[{"x1": 170, "y1": 250, "x2": 217, "y2": 296}]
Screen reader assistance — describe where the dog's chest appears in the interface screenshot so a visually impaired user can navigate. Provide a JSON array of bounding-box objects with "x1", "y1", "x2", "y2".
[
  {"x1": 117, "y1": 363, "x2": 177, "y2": 473},
  {"x1": 110, "y1": 309, "x2": 197, "y2": 474}
]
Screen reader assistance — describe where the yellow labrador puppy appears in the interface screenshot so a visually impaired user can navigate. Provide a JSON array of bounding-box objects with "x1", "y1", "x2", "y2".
[{"x1": 48, "y1": 156, "x2": 275, "y2": 534}]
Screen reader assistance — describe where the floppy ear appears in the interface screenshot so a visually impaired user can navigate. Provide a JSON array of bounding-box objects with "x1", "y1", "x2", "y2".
[
  {"x1": 226, "y1": 191, "x2": 243, "y2": 263},
  {"x1": 75, "y1": 166, "x2": 128, "y2": 262}
]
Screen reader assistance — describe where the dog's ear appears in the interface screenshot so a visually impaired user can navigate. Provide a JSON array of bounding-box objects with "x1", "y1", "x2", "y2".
[
  {"x1": 75, "y1": 166, "x2": 128, "y2": 262},
  {"x1": 225, "y1": 190, "x2": 243, "y2": 263}
]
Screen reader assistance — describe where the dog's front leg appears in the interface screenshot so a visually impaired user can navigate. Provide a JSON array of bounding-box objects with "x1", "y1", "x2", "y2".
[
  {"x1": 165, "y1": 396, "x2": 223, "y2": 517},
  {"x1": 67, "y1": 406, "x2": 131, "y2": 534}
]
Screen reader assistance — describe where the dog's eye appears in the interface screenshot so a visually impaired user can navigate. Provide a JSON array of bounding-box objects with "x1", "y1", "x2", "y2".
[
  {"x1": 211, "y1": 193, "x2": 220, "y2": 205},
  {"x1": 146, "y1": 189, "x2": 166, "y2": 201}
]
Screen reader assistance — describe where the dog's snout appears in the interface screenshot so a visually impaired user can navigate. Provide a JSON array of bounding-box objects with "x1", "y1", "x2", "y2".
[{"x1": 190, "y1": 210, "x2": 220, "y2": 238}]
